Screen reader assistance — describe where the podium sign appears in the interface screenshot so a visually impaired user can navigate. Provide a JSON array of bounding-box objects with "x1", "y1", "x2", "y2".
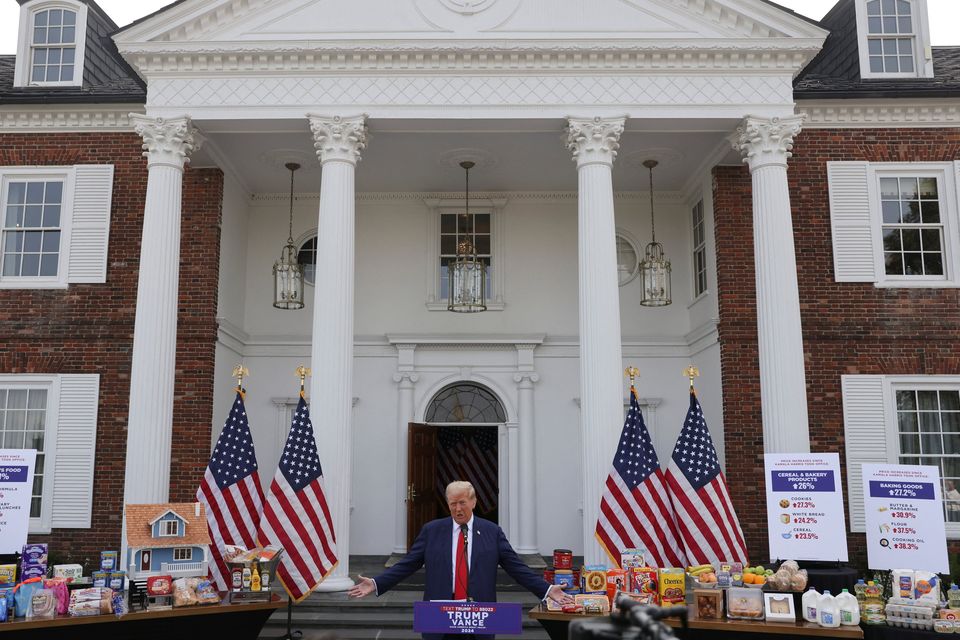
[{"x1": 414, "y1": 601, "x2": 522, "y2": 634}]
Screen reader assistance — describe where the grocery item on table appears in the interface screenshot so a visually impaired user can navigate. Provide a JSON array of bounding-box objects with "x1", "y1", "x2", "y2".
[
  {"x1": 553, "y1": 549, "x2": 573, "y2": 570},
  {"x1": 885, "y1": 597, "x2": 936, "y2": 630},
  {"x1": 172, "y1": 578, "x2": 200, "y2": 607},
  {"x1": 802, "y1": 587, "x2": 820, "y2": 623},
  {"x1": 687, "y1": 563, "x2": 717, "y2": 586},
  {"x1": 620, "y1": 549, "x2": 646, "y2": 571},
  {"x1": 726, "y1": 586, "x2": 764, "y2": 620},
  {"x1": 606, "y1": 569, "x2": 626, "y2": 604},
  {"x1": 630, "y1": 568, "x2": 658, "y2": 604},
  {"x1": 13, "y1": 578, "x2": 43, "y2": 618},
  {"x1": 574, "y1": 593, "x2": 610, "y2": 614},
  {"x1": 818, "y1": 590, "x2": 840, "y2": 628},
  {"x1": 27, "y1": 589, "x2": 57, "y2": 620},
  {"x1": 42, "y1": 578, "x2": 69, "y2": 616},
  {"x1": 92, "y1": 571, "x2": 108, "y2": 588},
  {"x1": 554, "y1": 569, "x2": 575, "y2": 589},
  {"x1": 21, "y1": 544, "x2": 48, "y2": 567},
  {"x1": 854, "y1": 579, "x2": 867, "y2": 606},
  {"x1": 695, "y1": 589, "x2": 723, "y2": 619},
  {"x1": 658, "y1": 568, "x2": 685, "y2": 605},
  {"x1": 108, "y1": 571, "x2": 126, "y2": 592},
  {"x1": 195, "y1": 580, "x2": 220, "y2": 605},
  {"x1": 836, "y1": 588, "x2": 860, "y2": 625},
  {"x1": 581, "y1": 566, "x2": 607, "y2": 594},
  {"x1": 0, "y1": 594, "x2": 7, "y2": 623},
  {"x1": 147, "y1": 575, "x2": 173, "y2": 596},
  {"x1": 68, "y1": 587, "x2": 113, "y2": 617},
  {"x1": 894, "y1": 569, "x2": 915, "y2": 599},
  {"x1": 949, "y1": 583, "x2": 960, "y2": 610},
  {"x1": 100, "y1": 551, "x2": 118, "y2": 572},
  {"x1": 862, "y1": 581, "x2": 886, "y2": 625},
  {"x1": 0, "y1": 566, "x2": 16, "y2": 587},
  {"x1": 914, "y1": 571, "x2": 941, "y2": 604},
  {"x1": 52, "y1": 565, "x2": 83, "y2": 582}
]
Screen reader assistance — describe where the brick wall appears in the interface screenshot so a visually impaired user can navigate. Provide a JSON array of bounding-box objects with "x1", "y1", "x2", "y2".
[
  {"x1": 715, "y1": 127, "x2": 960, "y2": 567},
  {"x1": 0, "y1": 132, "x2": 223, "y2": 567}
]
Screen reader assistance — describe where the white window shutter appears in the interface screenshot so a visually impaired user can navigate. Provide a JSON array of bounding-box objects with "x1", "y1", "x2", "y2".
[
  {"x1": 827, "y1": 162, "x2": 876, "y2": 282},
  {"x1": 51, "y1": 374, "x2": 99, "y2": 529},
  {"x1": 841, "y1": 375, "x2": 888, "y2": 533},
  {"x1": 67, "y1": 165, "x2": 113, "y2": 284}
]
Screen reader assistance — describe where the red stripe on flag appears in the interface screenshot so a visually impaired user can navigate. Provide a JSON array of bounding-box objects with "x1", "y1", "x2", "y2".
[
  {"x1": 271, "y1": 482, "x2": 327, "y2": 575},
  {"x1": 262, "y1": 491, "x2": 318, "y2": 590},
  {"x1": 666, "y1": 471, "x2": 728, "y2": 562},
  {"x1": 714, "y1": 475, "x2": 748, "y2": 558}
]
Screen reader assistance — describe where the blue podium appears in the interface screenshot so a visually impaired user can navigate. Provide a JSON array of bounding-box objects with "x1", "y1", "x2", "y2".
[{"x1": 413, "y1": 601, "x2": 523, "y2": 635}]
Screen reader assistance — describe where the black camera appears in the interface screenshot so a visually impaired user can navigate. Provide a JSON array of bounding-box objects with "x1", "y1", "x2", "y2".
[{"x1": 569, "y1": 596, "x2": 687, "y2": 640}]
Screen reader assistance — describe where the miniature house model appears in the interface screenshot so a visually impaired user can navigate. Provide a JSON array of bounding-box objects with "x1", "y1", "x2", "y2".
[{"x1": 125, "y1": 503, "x2": 211, "y2": 580}]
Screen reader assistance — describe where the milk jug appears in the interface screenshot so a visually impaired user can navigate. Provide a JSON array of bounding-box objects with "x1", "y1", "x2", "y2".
[
  {"x1": 836, "y1": 588, "x2": 860, "y2": 625},
  {"x1": 802, "y1": 587, "x2": 820, "y2": 623},
  {"x1": 818, "y1": 590, "x2": 840, "y2": 628}
]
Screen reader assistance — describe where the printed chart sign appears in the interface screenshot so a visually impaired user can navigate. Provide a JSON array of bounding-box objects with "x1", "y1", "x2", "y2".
[
  {"x1": 764, "y1": 453, "x2": 848, "y2": 561},
  {"x1": 414, "y1": 601, "x2": 522, "y2": 635},
  {"x1": 862, "y1": 463, "x2": 949, "y2": 573},
  {"x1": 0, "y1": 449, "x2": 37, "y2": 553}
]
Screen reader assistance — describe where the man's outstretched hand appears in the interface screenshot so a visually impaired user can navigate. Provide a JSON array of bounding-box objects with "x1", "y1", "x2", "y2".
[
  {"x1": 546, "y1": 584, "x2": 575, "y2": 606},
  {"x1": 348, "y1": 575, "x2": 376, "y2": 599}
]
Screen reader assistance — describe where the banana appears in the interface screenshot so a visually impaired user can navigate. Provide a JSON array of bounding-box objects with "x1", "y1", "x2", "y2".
[{"x1": 688, "y1": 564, "x2": 713, "y2": 576}]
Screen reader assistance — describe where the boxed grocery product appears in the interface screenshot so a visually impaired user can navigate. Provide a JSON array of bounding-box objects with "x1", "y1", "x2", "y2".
[
  {"x1": 581, "y1": 565, "x2": 607, "y2": 594},
  {"x1": 658, "y1": 568, "x2": 685, "y2": 605},
  {"x1": 575, "y1": 593, "x2": 611, "y2": 614},
  {"x1": 619, "y1": 549, "x2": 646, "y2": 571},
  {"x1": 0, "y1": 565, "x2": 16, "y2": 586},
  {"x1": 146, "y1": 575, "x2": 173, "y2": 596},
  {"x1": 92, "y1": 571, "x2": 108, "y2": 588},
  {"x1": 614, "y1": 592, "x2": 655, "y2": 610},
  {"x1": 629, "y1": 567, "x2": 658, "y2": 603},
  {"x1": 21, "y1": 544, "x2": 48, "y2": 567},
  {"x1": 727, "y1": 586, "x2": 765, "y2": 620},
  {"x1": 695, "y1": 589, "x2": 723, "y2": 619},
  {"x1": 19, "y1": 565, "x2": 46, "y2": 581},
  {"x1": 27, "y1": 589, "x2": 57, "y2": 620},
  {"x1": 606, "y1": 569, "x2": 626, "y2": 603},
  {"x1": 894, "y1": 569, "x2": 915, "y2": 599},
  {"x1": 100, "y1": 551, "x2": 118, "y2": 572},
  {"x1": 108, "y1": 571, "x2": 126, "y2": 592},
  {"x1": 52, "y1": 564, "x2": 83, "y2": 581}
]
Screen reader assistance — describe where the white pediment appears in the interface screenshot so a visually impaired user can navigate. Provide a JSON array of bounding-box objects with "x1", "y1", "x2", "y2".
[{"x1": 114, "y1": 0, "x2": 827, "y2": 47}]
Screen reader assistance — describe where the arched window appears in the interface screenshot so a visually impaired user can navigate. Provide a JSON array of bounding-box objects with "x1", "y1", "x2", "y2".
[
  {"x1": 297, "y1": 235, "x2": 317, "y2": 285},
  {"x1": 425, "y1": 383, "x2": 506, "y2": 423}
]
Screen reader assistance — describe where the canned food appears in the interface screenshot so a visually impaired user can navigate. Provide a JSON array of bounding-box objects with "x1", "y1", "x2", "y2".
[
  {"x1": 543, "y1": 568, "x2": 555, "y2": 583},
  {"x1": 554, "y1": 549, "x2": 573, "y2": 570}
]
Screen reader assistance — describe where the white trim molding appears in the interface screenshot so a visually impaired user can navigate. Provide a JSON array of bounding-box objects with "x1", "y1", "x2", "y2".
[
  {"x1": 799, "y1": 100, "x2": 960, "y2": 129},
  {"x1": 0, "y1": 106, "x2": 143, "y2": 132}
]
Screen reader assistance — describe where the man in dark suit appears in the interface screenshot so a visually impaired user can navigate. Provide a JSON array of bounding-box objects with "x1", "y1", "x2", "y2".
[{"x1": 348, "y1": 481, "x2": 573, "y2": 638}]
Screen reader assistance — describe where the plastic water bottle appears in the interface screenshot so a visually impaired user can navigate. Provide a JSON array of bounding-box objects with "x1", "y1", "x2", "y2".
[
  {"x1": 818, "y1": 590, "x2": 840, "y2": 628},
  {"x1": 802, "y1": 587, "x2": 820, "y2": 623},
  {"x1": 948, "y1": 583, "x2": 960, "y2": 610},
  {"x1": 854, "y1": 579, "x2": 867, "y2": 606},
  {"x1": 836, "y1": 588, "x2": 860, "y2": 625}
]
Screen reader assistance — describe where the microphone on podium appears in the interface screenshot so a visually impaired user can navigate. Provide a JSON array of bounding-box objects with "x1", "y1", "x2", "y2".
[{"x1": 460, "y1": 523, "x2": 471, "y2": 601}]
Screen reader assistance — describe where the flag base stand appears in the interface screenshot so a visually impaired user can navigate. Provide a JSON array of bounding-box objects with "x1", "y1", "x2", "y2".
[{"x1": 279, "y1": 599, "x2": 303, "y2": 640}]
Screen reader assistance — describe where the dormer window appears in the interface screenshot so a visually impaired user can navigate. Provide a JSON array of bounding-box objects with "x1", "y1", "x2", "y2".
[
  {"x1": 14, "y1": 1, "x2": 88, "y2": 88},
  {"x1": 160, "y1": 519, "x2": 179, "y2": 537},
  {"x1": 855, "y1": 0, "x2": 934, "y2": 79}
]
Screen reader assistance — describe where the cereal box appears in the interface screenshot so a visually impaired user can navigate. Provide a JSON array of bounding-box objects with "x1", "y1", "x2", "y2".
[
  {"x1": 0, "y1": 565, "x2": 16, "y2": 586},
  {"x1": 619, "y1": 549, "x2": 647, "y2": 571},
  {"x1": 606, "y1": 569, "x2": 626, "y2": 603},
  {"x1": 581, "y1": 565, "x2": 607, "y2": 594},
  {"x1": 658, "y1": 568, "x2": 686, "y2": 605},
  {"x1": 629, "y1": 567, "x2": 658, "y2": 604}
]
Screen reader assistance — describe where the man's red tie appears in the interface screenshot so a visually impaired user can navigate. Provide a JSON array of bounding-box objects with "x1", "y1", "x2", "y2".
[{"x1": 454, "y1": 530, "x2": 468, "y2": 599}]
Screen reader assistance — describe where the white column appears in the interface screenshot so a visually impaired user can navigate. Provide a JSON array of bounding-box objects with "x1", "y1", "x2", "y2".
[
  {"x1": 566, "y1": 116, "x2": 627, "y2": 565},
  {"x1": 733, "y1": 115, "x2": 811, "y2": 453},
  {"x1": 308, "y1": 114, "x2": 368, "y2": 592},
  {"x1": 513, "y1": 371, "x2": 539, "y2": 555},
  {"x1": 124, "y1": 115, "x2": 200, "y2": 504},
  {"x1": 392, "y1": 358, "x2": 418, "y2": 554}
]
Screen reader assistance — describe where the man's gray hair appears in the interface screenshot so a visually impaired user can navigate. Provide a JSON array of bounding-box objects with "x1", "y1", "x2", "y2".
[{"x1": 445, "y1": 481, "x2": 476, "y2": 500}]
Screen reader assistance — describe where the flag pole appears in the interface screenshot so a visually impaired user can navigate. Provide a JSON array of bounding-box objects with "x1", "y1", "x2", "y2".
[
  {"x1": 683, "y1": 365, "x2": 700, "y2": 394},
  {"x1": 625, "y1": 365, "x2": 639, "y2": 395},
  {"x1": 232, "y1": 364, "x2": 249, "y2": 395}
]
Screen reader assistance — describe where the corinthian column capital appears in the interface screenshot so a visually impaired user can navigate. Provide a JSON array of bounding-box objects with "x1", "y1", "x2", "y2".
[
  {"x1": 130, "y1": 114, "x2": 202, "y2": 170},
  {"x1": 308, "y1": 114, "x2": 369, "y2": 166},
  {"x1": 566, "y1": 116, "x2": 627, "y2": 168},
  {"x1": 732, "y1": 114, "x2": 805, "y2": 172}
]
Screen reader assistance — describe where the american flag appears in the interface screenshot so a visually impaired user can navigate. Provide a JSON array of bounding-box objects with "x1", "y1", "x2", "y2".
[
  {"x1": 595, "y1": 387, "x2": 686, "y2": 569},
  {"x1": 436, "y1": 428, "x2": 498, "y2": 514},
  {"x1": 197, "y1": 390, "x2": 265, "y2": 591},
  {"x1": 257, "y1": 394, "x2": 338, "y2": 601},
  {"x1": 666, "y1": 392, "x2": 748, "y2": 565}
]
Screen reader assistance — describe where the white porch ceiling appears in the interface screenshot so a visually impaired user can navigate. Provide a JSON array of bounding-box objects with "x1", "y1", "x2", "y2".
[{"x1": 194, "y1": 119, "x2": 740, "y2": 193}]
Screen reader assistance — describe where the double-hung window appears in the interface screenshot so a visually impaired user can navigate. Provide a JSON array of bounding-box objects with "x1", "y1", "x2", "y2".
[
  {"x1": 692, "y1": 199, "x2": 707, "y2": 298},
  {"x1": 14, "y1": 1, "x2": 88, "y2": 88},
  {"x1": 0, "y1": 165, "x2": 113, "y2": 288},
  {"x1": 827, "y1": 161, "x2": 960, "y2": 287},
  {"x1": 855, "y1": 0, "x2": 933, "y2": 79},
  {"x1": 0, "y1": 385, "x2": 52, "y2": 520},
  {"x1": 843, "y1": 375, "x2": 960, "y2": 535}
]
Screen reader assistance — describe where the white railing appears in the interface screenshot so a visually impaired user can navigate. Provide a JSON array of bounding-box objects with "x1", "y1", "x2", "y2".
[{"x1": 160, "y1": 561, "x2": 207, "y2": 577}]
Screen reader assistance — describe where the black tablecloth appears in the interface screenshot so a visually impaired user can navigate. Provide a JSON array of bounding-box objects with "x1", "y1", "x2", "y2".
[
  {"x1": 798, "y1": 563, "x2": 859, "y2": 597},
  {"x1": 861, "y1": 623, "x2": 938, "y2": 640}
]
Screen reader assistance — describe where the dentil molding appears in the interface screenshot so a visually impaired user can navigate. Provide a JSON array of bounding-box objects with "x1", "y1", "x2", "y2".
[
  {"x1": 0, "y1": 106, "x2": 143, "y2": 131},
  {"x1": 308, "y1": 114, "x2": 369, "y2": 165},
  {"x1": 732, "y1": 114, "x2": 805, "y2": 172},
  {"x1": 798, "y1": 101, "x2": 960, "y2": 128},
  {"x1": 130, "y1": 114, "x2": 203, "y2": 169},
  {"x1": 566, "y1": 116, "x2": 627, "y2": 168}
]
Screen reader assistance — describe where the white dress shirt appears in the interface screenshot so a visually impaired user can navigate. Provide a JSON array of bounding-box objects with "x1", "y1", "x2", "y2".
[{"x1": 450, "y1": 515, "x2": 474, "y2": 593}]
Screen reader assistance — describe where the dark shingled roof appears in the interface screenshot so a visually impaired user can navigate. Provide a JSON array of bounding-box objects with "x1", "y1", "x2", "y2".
[
  {"x1": 794, "y1": 0, "x2": 960, "y2": 99},
  {"x1": 0, "y1": 0, "x2": 145, "y2": 105}
]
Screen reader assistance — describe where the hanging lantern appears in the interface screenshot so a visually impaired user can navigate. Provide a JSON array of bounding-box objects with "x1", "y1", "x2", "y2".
[
  {"x1": 448, "y1": 161, "x2": 487, "y2": 313},
  {"x1": 273, "y1": 162, "x2": 305, "y2": 310},
  {"x1": 639, "y1": 159, "x2": 672, "y2": 307}
]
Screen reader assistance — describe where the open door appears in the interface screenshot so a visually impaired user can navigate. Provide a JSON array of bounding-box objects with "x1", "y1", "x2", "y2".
[{"x1": 407, "y1": 423, "x2": 436, "y2": 549}]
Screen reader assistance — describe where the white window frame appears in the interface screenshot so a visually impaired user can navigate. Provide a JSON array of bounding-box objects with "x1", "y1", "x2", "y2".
[
  {"x1": 867, "y1": 162, "x2": 960, "y2": 288},
  {"x1": 0, "y1": 374, "x2": 60, "y2": 535},
  {"x1": 159, "y1": 519, "x2": 179, "y2": 537},
  {"x1": 423, "y1": 198, "x2": 505, "y2": 311},
  {"x1": 691, "y1": 198, "x2": 708, "y2": 299},
  {"x1": 0, "y1": 166, "x2": 75, "y2": 289},
  {"x1": 882, "y1": 375, "x2": 960, "y2": 538},
  {"x1": 173, "y1": 548, "x2": 193, "y2": 561},
  {"x1": 13, "y1": 0, "x2": 88, "y2": 88},
  {"x1": 855, "y1": 0, "x2": 934, "y2": 79},
  {"x1": 615, "y1": 228, "x2": 641, "y2": 287}
]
